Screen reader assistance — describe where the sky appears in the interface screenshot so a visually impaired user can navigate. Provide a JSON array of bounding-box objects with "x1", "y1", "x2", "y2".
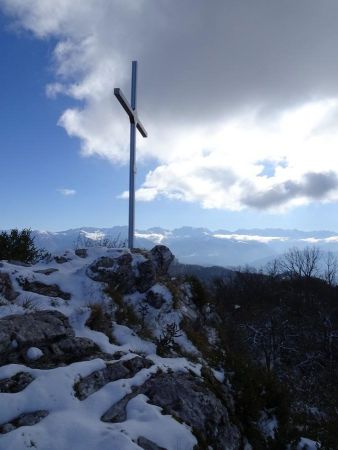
[{"x1": 2, "y1": 1, "x2": 338, "y2": 231}]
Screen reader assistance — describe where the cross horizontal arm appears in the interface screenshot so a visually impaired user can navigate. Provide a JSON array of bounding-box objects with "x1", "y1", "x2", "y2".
[
  {"x1": 114, "y1": 88, "x2": 134, "y2": 121},
  {"x1": 114, "y1": 87, "x2": 148, "y2": 138},
  {"x1": 136, "y1": 119, "x2": 148, "y2": 138}
]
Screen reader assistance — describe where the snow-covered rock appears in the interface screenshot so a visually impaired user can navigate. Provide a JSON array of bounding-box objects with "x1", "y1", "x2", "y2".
[{"x1": 26, "y1": 347, "x2": 43, "y2": 361}]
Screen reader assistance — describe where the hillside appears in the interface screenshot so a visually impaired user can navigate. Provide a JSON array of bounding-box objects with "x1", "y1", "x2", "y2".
[{"x1": 0, "y1": 244, "x2": 322, "y2": 449}]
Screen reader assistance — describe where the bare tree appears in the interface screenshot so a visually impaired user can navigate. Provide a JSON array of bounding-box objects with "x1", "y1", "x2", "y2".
[
  {"x1": 323, "y1": 251, "x2": 338, "y2": 286},
  {"x1": 281, "y1": 246, "x2": 321, "y2": 279},
  {"x1": 265, "y1": 258, "x2": 282, "y2": 278}
]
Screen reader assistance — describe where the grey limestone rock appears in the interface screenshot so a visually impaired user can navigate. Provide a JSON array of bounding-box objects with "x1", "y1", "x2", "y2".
[
  {"x1": 34, "y1": 268, "x2": 59, "y2": 276},
  {"x1": 0, "y1": 410, "x2": 48, "y2": 434},
  {"x1": 0, "y1": 310, "x2": 74, "y2": 355},
  {"x1": 150, "y1": 245, "x2": 174, "y2": 276},
  {"x1": 0, "y1": 271, "x2": 19, "y2": 301},
  {"x1": 19, "y1": 279, "x2": 71, "y2": 300},
  {"x1": 145, "y1": 290, "x2": 165, "y2": 309},
  {"x1": 0, "y1": 371, "x2": 34, "y2": 393},
  {"x1": 75, "y1": 356, "x2": 153, "y2": 401},
  {"x1": 87, "y1": 246, "x2": 174, "y2": 295},
  {"x1": 0, "y1": 310, "x2": 105, "y2": 367},
  {"x1": 101, "y1": 370, "x2": 241, "y2": 449},
  {"x1": 137, "y1": 436, "x2": 166, "y2": 450}
]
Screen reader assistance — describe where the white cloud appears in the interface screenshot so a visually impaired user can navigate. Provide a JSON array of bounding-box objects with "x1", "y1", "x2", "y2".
[
  {"x1": 3, "y1": 1, "x2": 338, "y2": 211},
  {"x1": 57, "y1": 188, "x2": 77, "y2": 196}
]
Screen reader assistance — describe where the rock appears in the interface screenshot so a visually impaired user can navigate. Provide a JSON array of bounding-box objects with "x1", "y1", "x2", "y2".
[
  {"x1": 145, "y1": 290, "x2": 165, "y2": 309},
  {"x1": 34, "y1": 268, "x2": 59, "y2": 275},
  {"x1": 54, "y1": 256, "x2": 70, "y2": 264},
  {"x1": 101, "y1": 392, "x2": 135, "y2": 423},
  {"x1": 0, "y1": 272, "x2": 19, "y2": 301},
  {"x1": 0, "y1": 410, "x2": 48, "y2": 434},
  {"x1": 75, "y1": 248, "x2": 88, "y2": 258},
  {"x1": 0, "y1": 310, "x2": 74, "y2": 355},
  {"x1": 87, "y1": 252, "x2": 157, "y2": 294},
  {"x1": 137, "y1": 436, "x2": 166, "y2": 450},
  {"x1": 150, "y1": 246, "x2": 174, "y2": 276},
  {"x1": 136, "y1": 260, "x2": 156, "y2": 293},
  {"x1": 75, "y1": 356, "x2": 153, "y2": 401},
  {"x1": 140, "y1": 372, "x2": 240, "y2": 449},
  {"x1": 87, "y1": 254, "x2": 136, "y2": 293},
  {"x1": 0, "y1": 372, "x2": 34, "y2": 393},
  {"x1": 49, "y1": 337, "x2": 101, "y2": 363},
  {"x1": 19, "y1": 279, "x2": 71, "y2": 300},
  {"x1": 101, "y1": 370, "x2": 240, "y2": 449},
  {"x1": 0, "y1": 310, "x2": 104, "y2": 367}
]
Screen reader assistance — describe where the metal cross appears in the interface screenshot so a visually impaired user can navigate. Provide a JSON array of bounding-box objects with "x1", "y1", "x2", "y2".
[{"x1": 114, "y1": 61, "x2": 148, "y2": 249}]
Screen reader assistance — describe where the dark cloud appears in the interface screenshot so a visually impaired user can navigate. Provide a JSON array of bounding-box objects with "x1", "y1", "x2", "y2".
[
  {"x1": 135, "y1": 0, "x2": 338, "y2": 124},
  {"x1": 242, "y1": 172, "x2": 338, "y2": 209}
]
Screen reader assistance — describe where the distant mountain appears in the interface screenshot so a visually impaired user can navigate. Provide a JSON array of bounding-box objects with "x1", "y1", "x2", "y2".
[{"x1": 32, "y1": 226, "x2": 338, "y2": 268}]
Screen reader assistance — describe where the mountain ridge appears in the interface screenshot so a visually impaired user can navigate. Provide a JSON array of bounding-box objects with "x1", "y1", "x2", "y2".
[{"x1": 31, "y1": 226, "x2": 338, "y2": 268}]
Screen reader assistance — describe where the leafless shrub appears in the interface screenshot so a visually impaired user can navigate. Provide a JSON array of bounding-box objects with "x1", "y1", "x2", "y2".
[
  {"x1": 156, "y1": 322, "x2": 182, "y2": 355},
  {"x1": 74, "y1": 232, "x2": 127, "y2": 250}
]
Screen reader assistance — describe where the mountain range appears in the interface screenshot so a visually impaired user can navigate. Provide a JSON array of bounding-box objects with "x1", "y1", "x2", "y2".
[{"x1": 32, "y1": 226, "x2": 338, "y2": 268}]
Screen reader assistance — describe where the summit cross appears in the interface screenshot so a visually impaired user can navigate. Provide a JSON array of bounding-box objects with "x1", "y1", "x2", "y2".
[{"x1": 114, "y1": 61, "x2": 148, "y2": 249}]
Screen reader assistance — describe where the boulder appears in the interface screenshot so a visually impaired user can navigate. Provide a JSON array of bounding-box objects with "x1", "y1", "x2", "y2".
[
  {"x1": 140, "y1": 371, "x2": 240, "y2": 449},
  {"x1": 101, "y1": 370, "x2": 241, "y2": 449},
  {"x1": 87, "y1": 252, "x2": 156, "y2": 294},
  {"x1": 0, "y1": 311, "x2": 105, "y2": 367},
  {"x1": 150, "y1": 245, "x2": 174, "y2": 276},
  {"x1": 0, "y1": 310, "x2": 74, "y2": 355}
]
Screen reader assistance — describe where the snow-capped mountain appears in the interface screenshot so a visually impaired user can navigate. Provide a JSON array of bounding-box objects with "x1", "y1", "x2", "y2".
[{"x1": 32, "y1": 226, "x2": 338, "y2": 268}]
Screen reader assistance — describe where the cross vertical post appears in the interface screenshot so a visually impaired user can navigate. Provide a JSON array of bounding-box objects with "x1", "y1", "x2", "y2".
[
  {"x1": 129, "y1": 61, "x2": 137, "y2": 250},
  {"x1": 114, "y1": 61, "x2": 148, "y2": 249}
]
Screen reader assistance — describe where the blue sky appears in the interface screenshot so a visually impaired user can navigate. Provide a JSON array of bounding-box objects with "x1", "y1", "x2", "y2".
[{"x1": 2, "y1": 2, "x2": 338, "y2": 232}]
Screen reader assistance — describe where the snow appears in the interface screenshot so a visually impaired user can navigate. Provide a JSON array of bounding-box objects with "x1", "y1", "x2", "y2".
[
  {"x1": 26, "y1": 347, "x2": 43, "y2": 361},
  {"x1": 298, "y1": 437, "x2": 319, "y2": 450},
  {"x1": 0, "y1": 247, "x2": 202, "y2": 449}
]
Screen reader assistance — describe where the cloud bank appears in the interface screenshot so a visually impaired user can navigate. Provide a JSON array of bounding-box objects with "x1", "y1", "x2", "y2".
[{"x1": 3, "y1": 0, "x2": 338, "y2": 211}]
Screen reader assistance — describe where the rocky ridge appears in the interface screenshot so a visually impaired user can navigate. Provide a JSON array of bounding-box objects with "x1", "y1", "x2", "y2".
[{"x1": 0, "y1": 245, "x2": 242, "y2": 450}]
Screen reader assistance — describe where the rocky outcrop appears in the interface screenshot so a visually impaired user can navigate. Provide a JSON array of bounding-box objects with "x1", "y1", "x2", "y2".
[
  {"x1": 0, "y1": 271, "x2": 18, "y2": 301},
  {"x1": 101, "y1": 370, "x2": 241, "y2": 449},
  {"x1": 87, "y1": 246, "x2": 174, "y2": 294},
  {"x1": 150, "y1": 245, "x2": 174, "y2": 276},
  {"x1": 0, "y1": 311, "x2": 105, "y2": 367}
]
